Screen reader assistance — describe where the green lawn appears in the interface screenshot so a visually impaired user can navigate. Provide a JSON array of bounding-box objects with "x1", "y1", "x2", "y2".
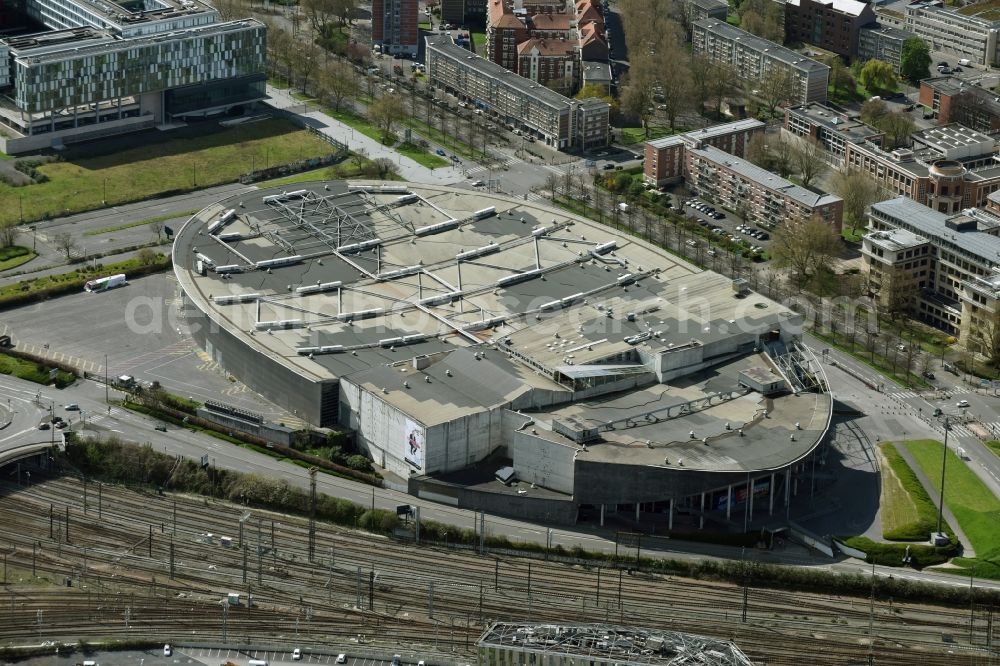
[
  {"x1": 842, "y1": 227, "x2": 864, "y2": 243},
  {"x1": 0, "y1": 352, "x2": 75, "y2": 387},
  {"x1": 401, "y1": 117, "x2": 485, "y2": 160},
  {"x1": 2, "y1": 119, "x2": 333, "y2": 225},
  {"x1": 621, "y1": 126, "x2": 674, "y2": 145},
  {"x1": 0, "y1": 254, "x2": 167, "y2": 303},
  {"x1": 326, "y1": 106, "x2": 387, "y2": 143},
  {"x1": 396, "y1": 141, "x2": 450, "y2": 168},
  {"x1": 84, "y1": 209, "x2": 200, "y2": 237},
  {"x1": 906, "y1": 439, "x2": 1000, "y2": 577},
  {"x1": 879, "y1": 443, "x2": 951, "y2": 540},
  {"x1": 987, "y1": 440, "x2": 1000, "y2": 459},
  {"x1": 260, "y1": 157, "x2": 405, "y2": 188}
]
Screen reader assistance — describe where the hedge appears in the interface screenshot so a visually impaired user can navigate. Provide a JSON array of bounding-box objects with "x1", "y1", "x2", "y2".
[{"x1": 0, "y1": 253, "x2": 172, "y2": 310}]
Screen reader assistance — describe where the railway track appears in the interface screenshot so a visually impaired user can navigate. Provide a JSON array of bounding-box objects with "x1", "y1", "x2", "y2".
[{"x1": 0, "y1": 476, "x2": 996, "y2": 665}]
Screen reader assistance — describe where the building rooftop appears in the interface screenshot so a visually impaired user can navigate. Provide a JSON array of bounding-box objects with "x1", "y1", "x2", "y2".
[
  {"x1": 691, "y1": 144, "x2": 843, "y2": 209},
  {"x1": 426, "y1": 34, "x2": 601, "y2": 112},
  {"x1": 646, "y1": 119, "x2": 764, "y2": 150},
  {"x1": 693, "y1": 19, "x2": 831, "y2": 74},
  {"x1": 786, "y1": 103, "x2": 883, "y2": 145},
  {"x1": 690, "y1": 0, "x2": 728, "y2": 10},
  {"x1": 477, "y1": 622, "x2": 754, "y2": 666},
  {"x1": 859, "y1": 22, "x2": 914, "y2": 40},
  {"x1": 785, "y1": 0, "x2": 869, "y2": 16},
  {"x1": 517, "y1": 38, "x2": 576, "y2": 56},
  {"x1": 174, "y1": 181, "x2": 702, "y2": 388},
  {"x1": 871, "y1": 197, "x2": 1000, "y2": 263},
  {"x1": 11, "y1": 19, "x2": 262, "y2": 64},
  {"x1": 582, "y1": 61, "x2": 612, "y2": 86},
  {"x1": 864, "y1": 227, "x2": 930, "y2": 252},
  {"x1": 2, "y1": 0, "x2": 217, "y2": 32},
  {"x1": 915, "y1": 123, "x2": 994, "y2": 153}
]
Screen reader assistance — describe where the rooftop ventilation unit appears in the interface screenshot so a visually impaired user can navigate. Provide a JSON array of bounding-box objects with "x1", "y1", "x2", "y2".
[
  {"x1": 213, "y1": 293, "x2": 260, "y2": 304},
  {"x1": 296, "y1": 281, "x2": 343, "y2": 295},
  {"x1": 256, "y1": 255, "x2": 303, "y2": 269}
]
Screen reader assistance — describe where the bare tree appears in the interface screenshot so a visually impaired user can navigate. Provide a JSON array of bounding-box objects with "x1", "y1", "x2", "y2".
[
  {"x1": 620, "y1": 67, "x2": 657, "y2": 137},
  {"x1": 789, "y1": 137, "x2": 828, "y2": 188},
  {"x1": 769, "y1": 216, "x2": 842, "y2": 289},
  {"x1": 0, "y1": 220, "x2": 16, "y2": 248},
  {"x1": 740, "y1": 0, "x2": 784, "y2": 42},
  {"x1": 319, "y1": 60, "x2": 358, "y2": 111},
  {"x1": 756, "y1": 68, "x2": 798, "y2": 117},
  {"x1": 54, "y1": 231, "x2": 76, "y2": 260},
  {"x1": 831, "y1": 167, "x2": 885, "y2": 237},
  {"x1": 653, "y1": 33, "x2": 693, "y2": 131},
  {"x1": 368, "y1": 95, "x2": 405, "y2": 143},
  {"x1": 149, "y1": 219, "x2": 166, "y2": 242}
]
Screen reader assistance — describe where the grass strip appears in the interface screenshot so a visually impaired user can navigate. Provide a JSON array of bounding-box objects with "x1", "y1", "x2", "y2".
[
  {"x1": 879, "y1": 442, "x2": 951, "y2": 540},
  {"x1": 906, "y1": 439, "x2": 1000, "y2": 576},
  {"x1": 83, "y1": 209, "x2": 200, "y2": 236}
]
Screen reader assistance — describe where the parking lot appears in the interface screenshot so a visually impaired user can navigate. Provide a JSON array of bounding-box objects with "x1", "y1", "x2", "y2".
[
  {"x1": 677, "y1": 197, "x2": 771, "y2": 257},
  {"x1": 0, "y1": 273, "x2": 299, "y2": 425},
  {"x1": 180, "y1": 648, "x2": 439, "y2": 666}
]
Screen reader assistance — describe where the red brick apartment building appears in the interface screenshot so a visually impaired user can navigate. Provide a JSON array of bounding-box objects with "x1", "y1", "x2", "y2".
[
  {"x1": 373, "y1": 0, "x2": 419, "y2": 56},
  {"x1": 643, "y1": 119, "x2": 765, "y2": 185},
  {"x1": 782, "y1": 0, "x2": 876, "y2": 59}
]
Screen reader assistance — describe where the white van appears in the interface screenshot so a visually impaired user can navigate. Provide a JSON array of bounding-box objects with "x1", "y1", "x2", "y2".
[
  {"x1": 959, "y1": 58, "x2": 972, "y2": 67},
  {"x1": 248, "y1": 660, "x2": 269, "y2": 666}
]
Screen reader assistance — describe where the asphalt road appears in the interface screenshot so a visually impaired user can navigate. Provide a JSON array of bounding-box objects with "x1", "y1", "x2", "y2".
[
  {"x1": 2, "y1": 370, "x2": 999, "y2": 593},
  {"x1": 1, "y1": 183, "x2": 254, "y2": 289}
]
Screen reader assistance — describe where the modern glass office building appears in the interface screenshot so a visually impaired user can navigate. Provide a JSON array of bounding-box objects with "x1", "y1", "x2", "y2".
[{"x1": 0, "y1": 0, "x2": 266, "y2": 153}]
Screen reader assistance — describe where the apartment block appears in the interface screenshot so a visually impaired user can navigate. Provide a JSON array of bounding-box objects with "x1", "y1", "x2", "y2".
[
  {"x1": 517, "y1": 39, "x2": 579, "y2": 92},
  {"x1": 425, "y1": 34, "x2": 608, "y2": 150},
  {"x1": 783, "y1": 103, "x2": 884, "y2": 165},
  {"x1": 919, "y1": 77, "x2": 1000, "y2": 135},
  {"x1": 692, "y1": 19, "x2": 830, "y2": 105},
  {"x1": 686, "y1": 144, "x2": 844, "y2": 230},
  {"x1": 441, "y1": 0, "x2": 487, "y2": 25},
  {"x1": 373, "y1": 0, "x2": 419, "y2": 57},
  {"x1": 861, "y1": 228, "x2": 932, "y2": 315},
  {"x1": 867, "y1": 196, "x2": 1000, "y2": 336},
  {"x1": 787, "y1": 106, "x2": 1000, "y2": 211},
  {"x1": 903, "y1": 1, "x2": 1000, "y2": 67},
  {"x1": 857, "y1": 23, "x2": 914, "y2": 74},
  {"x1": 643, "y1": 119, "x2": 765, "y2": 185},
  {"x1": 485, "y1": 0, "x2": 606, "y2": 94},
  {"x1": 687, "y1": 0, "x2": 728, "y2": 23},
  {"x1": 782, "y1": 0, "x2": 875, "y2": 59},
  {"x1": 0, "y1": 0, "x2": 265, "y2": 154}
]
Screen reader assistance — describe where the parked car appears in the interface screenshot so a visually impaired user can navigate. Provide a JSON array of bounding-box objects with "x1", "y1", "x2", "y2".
[
  {"x1": 922, "y1": 371, "x2": 936, "y2": 380},
  {"x1": 336, "y1": 656, "x2": 347, "y2": 665},
  {"x1": 163, "y1": 645, "x2": 172, "y2": 657},
  {"x1": 292, "y1": 649, "x2": 302, "y2": 661},
  {"x1": 38, "y1": 422, "x2": 50, "y2": 430}
]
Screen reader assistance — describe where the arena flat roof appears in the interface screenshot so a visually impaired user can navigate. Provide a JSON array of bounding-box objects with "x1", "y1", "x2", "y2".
[
  {"x1": 173, "y1": 182, "x2": 702, "y2": 386},
  {"x1": 529, "y1": 352, "x2": 831, "y2": 473}
]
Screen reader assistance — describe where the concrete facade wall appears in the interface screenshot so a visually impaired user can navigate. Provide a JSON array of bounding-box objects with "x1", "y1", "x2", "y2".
[
  {"x1": 510, "y1": 429, "x2": 576, "y2": 494},
  {"x1": 184, "y1": 293, "x2": 333, "y2": 427},
  {"x1": 410, "y1": 476, "x2": 579, "y2": 523}
]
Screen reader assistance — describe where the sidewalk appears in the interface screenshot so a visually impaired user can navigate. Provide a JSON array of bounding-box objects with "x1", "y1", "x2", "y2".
[
  {"x1": 894, "y1": 441, "x2": 975, "y2": 557},
  {"x1": 265, "y1": 86, "x2": 466, "y2": 186}
]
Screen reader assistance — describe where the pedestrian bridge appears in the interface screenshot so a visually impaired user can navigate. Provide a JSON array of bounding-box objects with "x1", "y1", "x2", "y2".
[{"x1": 0, "y1": 441, "x2": 55, "y2": 469}]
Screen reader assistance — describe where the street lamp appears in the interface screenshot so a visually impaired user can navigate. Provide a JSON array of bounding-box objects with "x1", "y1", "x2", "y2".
[{"x1": 936, "y1": 416, "x2": 951, "y2": 538}]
